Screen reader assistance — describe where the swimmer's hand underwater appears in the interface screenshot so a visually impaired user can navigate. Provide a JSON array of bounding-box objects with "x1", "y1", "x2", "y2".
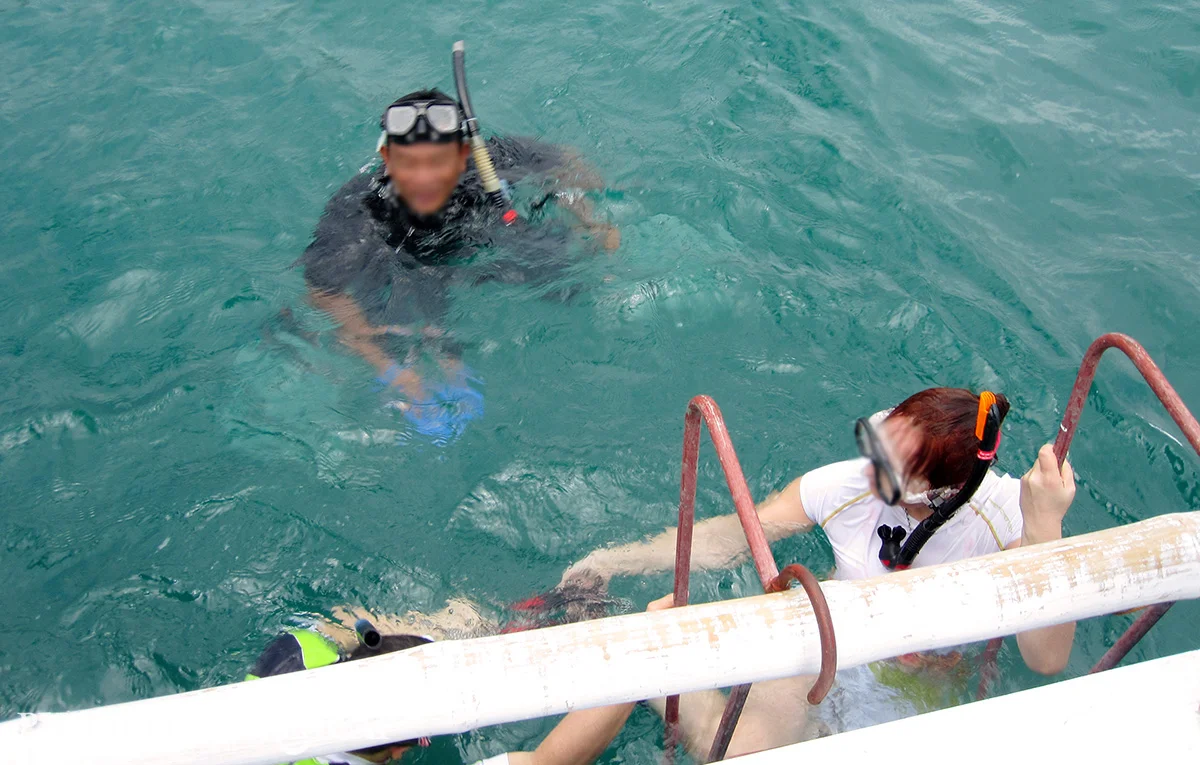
[
  {"x1": 376, "y1": 362, "x2": 428, "y2": 400},
  {"x1": 379, "y1": 362, "x2": 484, "y2": 444},
  {"x1": 590, "y1": 221, "x2": 621, "y2": 251}
]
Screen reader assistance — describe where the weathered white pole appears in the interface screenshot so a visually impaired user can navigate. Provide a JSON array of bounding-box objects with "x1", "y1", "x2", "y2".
[{"x1": 2, "y1": 512, "x2": 1198, "y2": 765}]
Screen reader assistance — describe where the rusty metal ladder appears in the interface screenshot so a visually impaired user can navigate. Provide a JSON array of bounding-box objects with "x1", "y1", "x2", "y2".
[{"x1": 665, "y1": 332, "x2": 1199, "y2": 761}]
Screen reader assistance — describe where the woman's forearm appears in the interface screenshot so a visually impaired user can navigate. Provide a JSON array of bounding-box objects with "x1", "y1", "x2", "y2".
[
  {"x1": 1013, "y1": 498, "x2": 1074, "y2": 675},
  {"x1": 570, "y1": 514, "x2": 807, "y2": 581},
  {"x1": 573, "y1": 515, "x2": 737, "y2": 580}
]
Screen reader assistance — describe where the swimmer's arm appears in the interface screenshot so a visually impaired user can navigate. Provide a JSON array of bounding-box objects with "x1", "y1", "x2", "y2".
[
  {"x1": 306, "y1": 287, "x2": 425, "y2": 398},
  {"x1": 1009, "y1": 605, "x2": 1075, "y2": 675},
  {"x1": 559, "y1": 195, "x2": 620, "y2": 251},
  {"x1": 329, "y1": 601, "x2": 499, "y2": 643},
  {"x1": 507, "y1": 702, "x2": 635, "y2": 765},
  {"x1": 1006, "y1": 445, "x2": 1077, "y2": 675},
  {"x1": 508, "y1": 591, "x2": 643, "y2": 765},
  {"x1": 1006, "y1": 532, "x2": 1076, "y2": 674},
  {"x1": 548, "y1": 149, "x2": 608, "y2": 191},
  {"x1": 307, "y1": 287, "x2": 392, "y2": 372},
  {"x1": 415, "y1": 599, "x2": 498, "y2": 639},
  {"x1": 561, "y1": 477, "x2": 813, "y2": 584},
  {"x1": 546, "y1": 149, "x2": 619, "y2": 251}
]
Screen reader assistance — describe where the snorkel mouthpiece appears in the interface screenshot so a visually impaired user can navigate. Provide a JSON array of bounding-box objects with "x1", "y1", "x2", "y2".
[
  {"x1": 877, "y1": 525, "x2": 907, "y2": 569},
  {"x1": 355, "y1": 619, "x2": 382, "y2": 649}
]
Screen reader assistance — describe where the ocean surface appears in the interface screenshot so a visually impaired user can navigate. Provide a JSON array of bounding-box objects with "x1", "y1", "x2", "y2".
[{"x1": 1, "y1": 0, "x2": 1198, "y2": 761}]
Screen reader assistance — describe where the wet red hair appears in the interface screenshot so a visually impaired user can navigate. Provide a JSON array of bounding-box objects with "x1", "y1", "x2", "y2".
[{"x1": 887, "y1": 388, "x2": 1010, "y2": 489}]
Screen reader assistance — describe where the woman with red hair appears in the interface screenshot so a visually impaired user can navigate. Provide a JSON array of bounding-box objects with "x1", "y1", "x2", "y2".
[{"x1": 561, "y1": 388, "x2": 1077, "y2": 755}]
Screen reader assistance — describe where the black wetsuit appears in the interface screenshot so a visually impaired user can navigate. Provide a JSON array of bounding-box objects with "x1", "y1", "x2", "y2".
[{"x1": 300, "y1": 137, "x2": 572, "y2": 340}]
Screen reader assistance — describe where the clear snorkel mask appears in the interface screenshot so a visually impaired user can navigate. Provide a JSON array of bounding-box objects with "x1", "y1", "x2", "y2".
[{"x1": 855, "y1": 408, "x2": 952, "y2": 507}]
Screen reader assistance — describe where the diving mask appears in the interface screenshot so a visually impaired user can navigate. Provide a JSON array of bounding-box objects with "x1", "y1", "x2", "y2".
[
  {"x1": 857, "y1": 409, "x2": 954, "y2": 507},
  {"x1": 382, "y1": 101, "x2": 463, "y2": 145},
  {"x1": 856, "y1": 408, "x2": 924, "y2": 506}
]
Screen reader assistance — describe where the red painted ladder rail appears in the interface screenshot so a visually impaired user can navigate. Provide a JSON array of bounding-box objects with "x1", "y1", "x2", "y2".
[
  {"x1": 973, "y1": 332, "x2": 1200, "y2": 697},
  {"x1": 669, "y1": 334, "x2": 1200, "y2": 755},
  {"x1": 663, "y1": 395, "x2": 837, "y2": 765},
  {"x1": 1057, "y1": 333, "x2": 1200, "y2": 673}
]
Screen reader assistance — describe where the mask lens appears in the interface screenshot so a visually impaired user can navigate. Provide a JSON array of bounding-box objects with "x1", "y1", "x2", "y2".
[
  {"x1": 385, "y1": 105, "x2": 418, "y2": 136},
  {"x1": 855, "y1": 417, "x2": 903, "y2": 505},
  {"x1": 854, "y1": 417, "x2": 873, "y2": 458},
  {"x1": 875, "y1": 460, "x2": 901, "y2": 506},
  {"x1": 425, "y1": 104, "x2": 461, "y2": 134}
]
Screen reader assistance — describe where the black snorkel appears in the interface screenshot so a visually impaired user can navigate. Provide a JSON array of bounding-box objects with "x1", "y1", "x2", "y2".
[
  {"x1": 452, "y1": 41, "x2": 518, "y2": 225},
  {"x1": 355, "y1": 619, "x2": 383, "y2": 650},
  {"x1": 879, "y1": 392, "x2": 1006, "y2": 571}
]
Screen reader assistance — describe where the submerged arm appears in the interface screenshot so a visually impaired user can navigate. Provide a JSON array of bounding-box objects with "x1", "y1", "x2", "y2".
[
  {"x1": 326, "y1": 601, "x2": 497, "y2": 646},
  {"x1": 306, "y1": 287, "x2": 425, "y2": 400},
  {"x1": 558, "y1": 194, "x2": 620, "y2": 251},
  {"x1": 307, "y1": 287, "x2": 390, "y2": 371},
  {"x1": 547, "y1": 149, "x2": 620, "y2": 251},
  {"x1": 328, "y1": 598, "x2": 631, "y2": 765}
]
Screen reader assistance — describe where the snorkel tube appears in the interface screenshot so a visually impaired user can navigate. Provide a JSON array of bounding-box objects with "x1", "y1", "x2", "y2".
[
  {"x1": 881, "y1": 392, "x2": 1006, "y2": 571},
  {"x1": 355, "y1": 618, "x2": 383, "y2": 650},
  {"x1": 453, "y1": 40, "x2": 518, "y2": 225}
]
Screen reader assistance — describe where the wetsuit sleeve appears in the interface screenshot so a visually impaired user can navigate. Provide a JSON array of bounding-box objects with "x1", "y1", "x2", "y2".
[
  {"x1": 486, "y1": 135, "x2": 567, "y2": 180},
  {"x1": 300, "y1": 174, "x2": 376, "y2": 294},
  {"x1": 798, "y1": 459, "x2": 873, "y2": 527}
]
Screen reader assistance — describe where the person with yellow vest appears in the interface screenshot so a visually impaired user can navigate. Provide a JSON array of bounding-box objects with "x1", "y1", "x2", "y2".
[{"x1": 246, "y1": 602, "x2": 633, "y2": 765}]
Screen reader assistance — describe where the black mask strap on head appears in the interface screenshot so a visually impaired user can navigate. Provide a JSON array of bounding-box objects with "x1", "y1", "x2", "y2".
[{"x1": 879, "y1": 391, "x2": 1006, "y2": 571}]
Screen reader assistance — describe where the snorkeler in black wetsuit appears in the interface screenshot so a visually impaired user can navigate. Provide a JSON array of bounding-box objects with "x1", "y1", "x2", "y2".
[{"x1": 299, "y1": 87, "x2": 617, "y2": 442}]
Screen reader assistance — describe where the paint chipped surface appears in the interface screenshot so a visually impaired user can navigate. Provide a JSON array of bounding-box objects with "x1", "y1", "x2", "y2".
[{"x1": 1, "y1": 513, "x2": 1196, "y2": 763}]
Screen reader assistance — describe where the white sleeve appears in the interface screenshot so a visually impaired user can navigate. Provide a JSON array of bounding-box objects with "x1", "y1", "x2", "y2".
[
  {"x1": 798, "y1": 459, "x2": 873, "y2": 527},
  {"x1": 473, "y1": 754, "x2": 511, "y2": 765}
]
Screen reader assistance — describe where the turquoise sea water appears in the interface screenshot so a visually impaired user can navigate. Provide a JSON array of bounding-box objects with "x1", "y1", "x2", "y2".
[{"x1": 2, "y1": 0, "x2": 1199, "y2": 760}]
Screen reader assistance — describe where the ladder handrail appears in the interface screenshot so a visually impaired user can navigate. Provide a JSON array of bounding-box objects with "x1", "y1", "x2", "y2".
[
  {"x1": 1051, "y1": 333, "x2": 1200, "y2": 675},
  {"x1": 673, "y1": 395, "x2": 778, "y2": 599},
  {"x1": 1054, "y1": 333, "x2": 1200, "y2": 464},
  {"x1": 666, "y1": 395, "x2": 836, "y2": 764},
  {"x1": 671, "y1": 333, "x2": 1200, "y2": 754}
]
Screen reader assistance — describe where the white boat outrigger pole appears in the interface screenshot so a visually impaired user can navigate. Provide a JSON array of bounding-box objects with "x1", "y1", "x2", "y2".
[{"x1": 1, "y1": 512, "x2": 1197, "y2": 765}]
